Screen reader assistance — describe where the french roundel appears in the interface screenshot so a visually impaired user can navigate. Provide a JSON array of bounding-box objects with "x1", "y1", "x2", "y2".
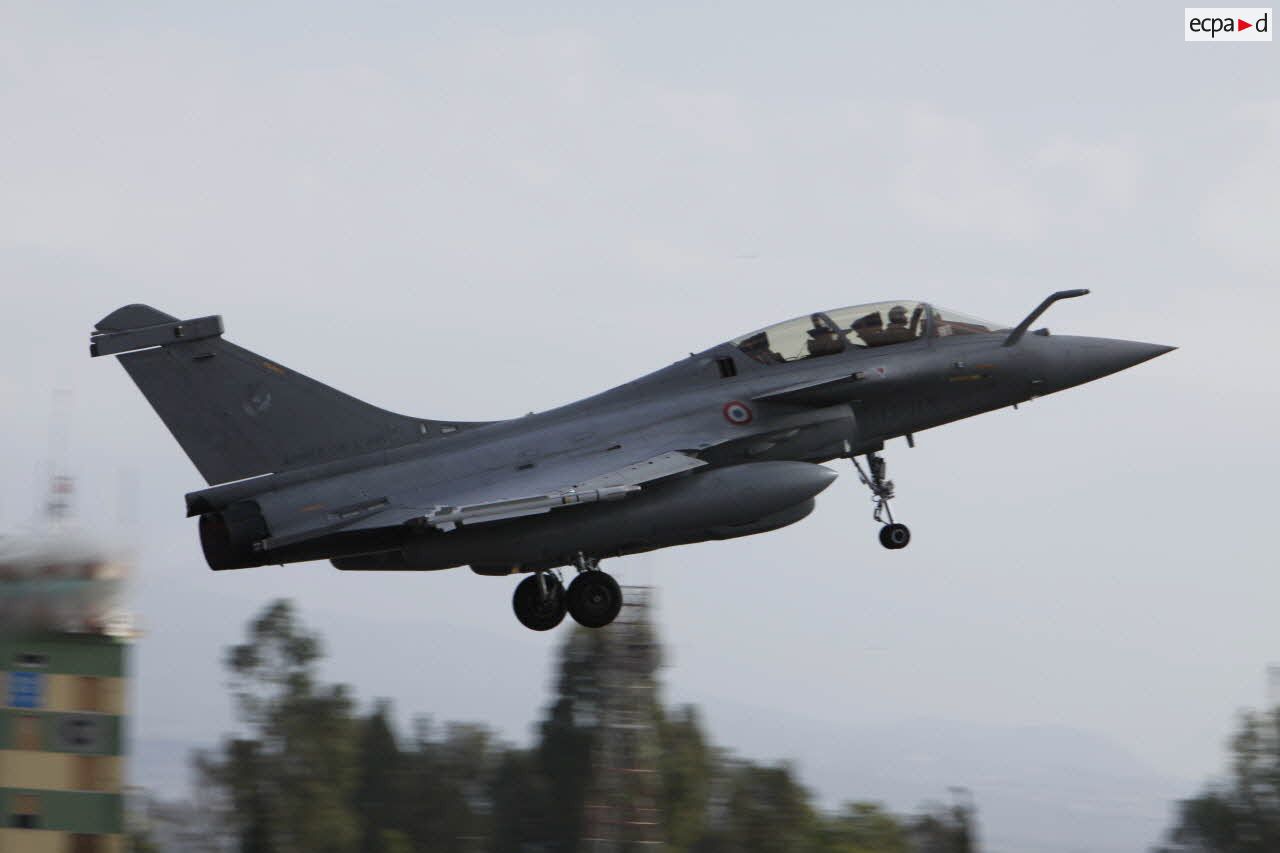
[{"x1": 722, "y1": 400, "x2": 753, "y2": 425}]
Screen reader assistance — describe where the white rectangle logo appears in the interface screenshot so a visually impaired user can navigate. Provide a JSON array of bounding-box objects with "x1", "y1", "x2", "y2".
[{"x1": 1186, "y1": 8, "x2": 1272, "y2": 39}]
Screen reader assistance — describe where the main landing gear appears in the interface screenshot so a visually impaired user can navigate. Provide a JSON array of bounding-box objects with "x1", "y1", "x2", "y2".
[
  {"x1": 512, "y1": 571, "x2": 567, "y2": 631},
  {"x1": 511, "y1": 553, "x2": 623, "y2": 631},
  {"x1": 851, "y1": 451, "x2": 911, "y2": 550}
]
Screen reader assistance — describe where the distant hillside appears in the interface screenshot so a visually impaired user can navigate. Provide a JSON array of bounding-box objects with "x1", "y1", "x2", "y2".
[{"x1": 696, "y1": 700, "x2": 1191, "y2": 853}]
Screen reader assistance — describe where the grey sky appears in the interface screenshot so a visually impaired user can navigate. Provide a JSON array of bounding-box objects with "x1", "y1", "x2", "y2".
[{"x1": 2, "y1": 3, "x2": 1276, "y2": 850}]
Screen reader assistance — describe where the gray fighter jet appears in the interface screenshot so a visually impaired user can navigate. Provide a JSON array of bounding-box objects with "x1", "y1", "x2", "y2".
[{"x1": 90, "y1": 291, "x2": 1172, "y2": 630}]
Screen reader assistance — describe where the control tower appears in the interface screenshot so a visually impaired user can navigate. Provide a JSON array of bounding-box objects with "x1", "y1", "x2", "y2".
[{"x1": 0, "y1": 475, "x2": 132, "y2": 853}]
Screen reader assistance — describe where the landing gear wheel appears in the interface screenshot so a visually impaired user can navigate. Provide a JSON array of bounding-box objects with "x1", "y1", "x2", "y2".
[
  {"x1": 853, "y1": 449, "x2": 912, "y2": 550},
  {"x1": 567, "y1": 571, "x2": 623, "y2": 628},
  {"x1": 513, "y1": 573, "x2": 567, "y2": 631},
  {"x1": 879, "y1": 523, "x2": 911, "y2": 550}
]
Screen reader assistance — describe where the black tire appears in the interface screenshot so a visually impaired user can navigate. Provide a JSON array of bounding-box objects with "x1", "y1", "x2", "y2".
[
  {"x1": 567, "y1": 571, "x2": 623, "y2": 628},
  {"x1": 879, "y1": 523, "x2": 911, "y2": 550},
  {"x1": 513, "y1": 573, "x2": 567, "y2": 631}
]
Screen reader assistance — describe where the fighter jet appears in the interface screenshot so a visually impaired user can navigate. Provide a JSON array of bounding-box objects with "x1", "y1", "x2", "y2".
[{"x1": 90, "y1": 291, "x2": 1172, "y2": 630}]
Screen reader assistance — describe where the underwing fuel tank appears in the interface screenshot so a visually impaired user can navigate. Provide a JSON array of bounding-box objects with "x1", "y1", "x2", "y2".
[{"x1": 332, "y1": 460, "x2": 838, "y2": 573}]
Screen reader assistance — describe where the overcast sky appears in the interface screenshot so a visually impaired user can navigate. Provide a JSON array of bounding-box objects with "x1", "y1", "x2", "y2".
[{"x1": 2, "y1": 3, "x2": 1276, "y2": 850}]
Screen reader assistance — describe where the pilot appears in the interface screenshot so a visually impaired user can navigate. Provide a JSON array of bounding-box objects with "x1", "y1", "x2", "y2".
[
  {"x1": 739, "y1": 331, "x2": 783, "y2": 364},
  {"x1": 805, "y1": 313, "x2": 844, "y2": 358},
  {"x1": 850, "y1": 311, "x2": 888, "y2": 347},
  {"x1": 879, "y1": 305, "x2": 916, "y2": 344}
]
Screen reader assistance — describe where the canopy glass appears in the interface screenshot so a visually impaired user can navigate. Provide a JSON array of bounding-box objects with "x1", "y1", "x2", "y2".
[{"x1": 732, "y1": 301, "x2": 1009, "y2": 364}]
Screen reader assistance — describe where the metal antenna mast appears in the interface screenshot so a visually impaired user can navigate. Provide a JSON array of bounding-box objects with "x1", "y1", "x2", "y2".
[
  {"x1": 581, "y1": 585, "x2": 665, "y2": 852},
  {"x1": 44, "y1": 389, "x2": 74, "y2": 521}
]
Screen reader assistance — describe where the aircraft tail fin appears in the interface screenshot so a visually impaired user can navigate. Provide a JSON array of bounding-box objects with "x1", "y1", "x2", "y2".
[{"x1": 91, "y1": 304, "x2": 493, "y2": 485}]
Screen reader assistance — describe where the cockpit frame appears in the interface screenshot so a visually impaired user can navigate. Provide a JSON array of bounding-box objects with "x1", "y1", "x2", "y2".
[{"x1": 730, "y1": 301, "x2": 1009, "y2": 366}]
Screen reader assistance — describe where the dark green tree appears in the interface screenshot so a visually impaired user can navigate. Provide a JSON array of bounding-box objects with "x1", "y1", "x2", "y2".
[
  {"x1": 658, "y1": 704, "x2": 716, "y2": 851},
  {"x1": 187, "y1": 598, "x2": 975, "y2": 853},
  {"x1": 354, "y1": 702, "x2": 405, "y2": 853},
  {"x1": 1159, "y1": 708, "x2": 1280, "y2": 852},
  {"x1": 489, "y1": 748, "x2": 555, "y2": 852},
  {"x1": 537, "y1": 627, "x2": 611, "y2": 850},
  {"x1": 817, "y1": 802, "x2": 909, "y2": 853},
  {"x1": 693, "y1": 761, "x2": 820, "y2": 853},
  {"x1": 908, "y1": 796, "x2": 977, "y2": 853},
  {"x1": 198, "y1": 600, "x2": 361, "y2": 853},
  {"x1": 402, "y1": 717, "x2": 499, "y2": 852},
  {"x1": 729, "y1": 762, "x2": 820, "y2": 853}
]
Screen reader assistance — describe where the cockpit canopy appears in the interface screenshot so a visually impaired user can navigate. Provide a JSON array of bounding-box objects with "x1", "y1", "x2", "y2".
[{"x1": 731, "y1": 301, "x2": 1009, "y2": 365}]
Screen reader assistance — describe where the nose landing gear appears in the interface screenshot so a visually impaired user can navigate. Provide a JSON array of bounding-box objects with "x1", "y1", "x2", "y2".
[
  {"x1": 852, "y1": 451, "x2": 911, "y2": 550},
  {"x1": 879, "y1": 522, "x2": 911, "y2": 549}
]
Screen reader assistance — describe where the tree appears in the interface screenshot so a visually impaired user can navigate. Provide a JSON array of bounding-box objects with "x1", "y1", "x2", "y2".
[
  {"x1": 402, "y1": 717, "x2": 500, "y2": 852},
  {"x1": 536, "y1": 626, "x2": 611, "y2": 850},
  {"x1": 1159, "y1": 708, "x2": 1280, "y2": 852},
  {"x1": 818, "y1": 802, "x2": 909, "y2": 853},
  {"x1": 693, "y1": 761, "x2": 820, "y2": 853},
  {"x1": 658, "y1": 704, "x2": 715, "y2": 851},
  {"x1": 186, "y1": 599, "x2": 976, "y2": 853},
  {"x1": 908, "y1": 792, "x2": 977, "y2": 853},
  {"x1": 353, "y1": 702, "x2": 405, "y2": 853},
  {"x1": 198, "y1": 600, "x2": 361, "y2": 853},
  {"x1": 489, "y1": 748, "x2": 555, "y2": 852}
]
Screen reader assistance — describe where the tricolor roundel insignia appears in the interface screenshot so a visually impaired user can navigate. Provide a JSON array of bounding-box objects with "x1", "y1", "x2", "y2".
[{"x1": 722, "y1": 400, "x2": 753, "y2": 425}]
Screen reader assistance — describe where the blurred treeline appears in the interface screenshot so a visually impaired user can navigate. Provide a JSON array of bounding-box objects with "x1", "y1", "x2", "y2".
[
  {"x1": 1156, "y1": 708, "x2": 1280, "y2": 852},
  {"x1": 141, "y1": 600, "x2": 976, "y2": 853}
]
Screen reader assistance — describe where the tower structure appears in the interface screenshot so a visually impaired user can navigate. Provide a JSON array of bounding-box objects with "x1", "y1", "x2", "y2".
[
  {"x1": 581, "y1": 585, "x2": 664, "y2": 852},
  {"x1": 0, "y1": 476, "x2": 132, "y2": 853}
]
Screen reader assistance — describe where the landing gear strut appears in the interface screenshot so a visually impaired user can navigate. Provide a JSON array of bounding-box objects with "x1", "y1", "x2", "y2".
[
  {"x1": 852, "y1": 451, "x2": 911, "y2": 550},
  {"x1": 566, "y1": 553, "x2": 622, "y2": 629}
]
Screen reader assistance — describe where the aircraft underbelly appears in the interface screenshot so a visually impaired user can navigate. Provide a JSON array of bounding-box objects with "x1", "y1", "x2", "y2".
[{"x1": 332, "y1": 461, "x2": 835, "y2": 573}]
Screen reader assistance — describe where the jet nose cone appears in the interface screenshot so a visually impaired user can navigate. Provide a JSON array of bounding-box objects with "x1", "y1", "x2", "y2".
[{"x1": 1051, "y1": 337, "x2": 1175, "y2": 390}]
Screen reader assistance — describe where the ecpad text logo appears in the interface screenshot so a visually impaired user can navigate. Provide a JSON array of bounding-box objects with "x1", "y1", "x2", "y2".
[{"x1": 1186, "y1": 8, "x2": 1272, "y2": 40}]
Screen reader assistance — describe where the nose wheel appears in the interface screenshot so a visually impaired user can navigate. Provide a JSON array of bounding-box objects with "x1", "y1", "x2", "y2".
[
  {"x1": 852, "y1": 451, "x2": 911, "y2": 550},
  {"x1": 878, "y1": 522, "x2": 911, "y2": 549}
]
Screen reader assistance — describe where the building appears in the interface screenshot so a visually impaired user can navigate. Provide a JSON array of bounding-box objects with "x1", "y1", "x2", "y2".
[
  {"x1": 1, "y1": 632, "x2": 128, "y2": 852},
  {"x1": 0, "y1": 499, "x2": 132, "y2": 853}
]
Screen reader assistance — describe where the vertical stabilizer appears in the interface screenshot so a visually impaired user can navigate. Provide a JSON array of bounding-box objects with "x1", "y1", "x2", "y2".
[{"x1": 91, "y1": 305, "x2": 495, "y2": 485}]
